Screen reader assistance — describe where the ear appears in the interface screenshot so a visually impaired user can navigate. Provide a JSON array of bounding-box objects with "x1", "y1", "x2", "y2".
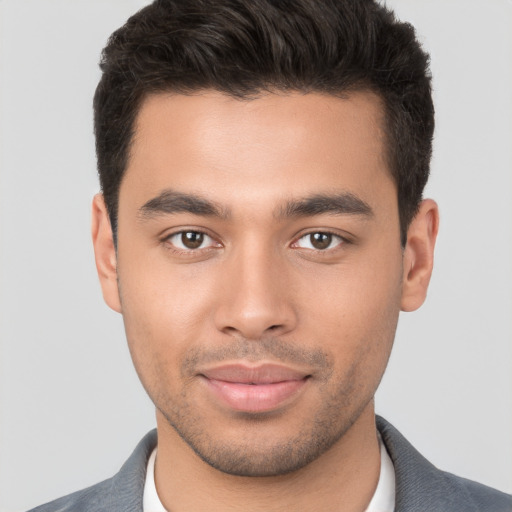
[
  {"x1": 401, "y1": 199, "x2": 439, "y2": 312},
  {"x1": 91, "y1": 194, "x2": 122, "y2": 313}
]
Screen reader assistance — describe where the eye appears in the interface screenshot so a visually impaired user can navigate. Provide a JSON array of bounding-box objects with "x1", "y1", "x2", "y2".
[
  {"x1": 294, "y1": 232, "x2": 344, "y2": 251},
  {"x1": 166, "y1": 230, "x2": 217, "y2": 251}
]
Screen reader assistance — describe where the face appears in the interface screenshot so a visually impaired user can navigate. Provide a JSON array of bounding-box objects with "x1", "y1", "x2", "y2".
[{"x1": 93, "y1": 90, "x2": 434, "y2": 477}]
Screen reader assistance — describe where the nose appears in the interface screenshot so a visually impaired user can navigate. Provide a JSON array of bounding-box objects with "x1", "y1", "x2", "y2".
[{"x1": 213, "y1": 244, "x2": 298, "y2": 340}]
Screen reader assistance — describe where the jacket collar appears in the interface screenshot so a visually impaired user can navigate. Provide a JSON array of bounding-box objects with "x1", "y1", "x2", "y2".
[
  {"x1": 377, "y1": 416, "x2": 479, "y2": 512},
  {"x1": 108, "y1": 429, "x2": 157, "y2": 511},
  {"x1": 110, "y1": 418, "x2": 480, "y2": 512}
]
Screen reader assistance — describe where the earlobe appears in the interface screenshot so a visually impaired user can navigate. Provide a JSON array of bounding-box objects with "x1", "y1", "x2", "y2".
[
  {"x1": 91, "y1": 194, "x2": 122, "y2": 313},
  {"x1": 400, "y1": 199, "x2": 439, "y2": 312}
]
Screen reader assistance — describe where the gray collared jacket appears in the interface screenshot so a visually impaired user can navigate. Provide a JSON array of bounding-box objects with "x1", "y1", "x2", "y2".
[{"x1": 27, "y1": 417, "x2": 512, "y2": 511}]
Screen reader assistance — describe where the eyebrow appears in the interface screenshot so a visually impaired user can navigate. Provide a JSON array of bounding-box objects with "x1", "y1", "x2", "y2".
[
  {"x1": 277, "y1": 193, "x2": 373, "y2": 219},
  {"x1": 138, "y1": 189, "x2": 373, "y2": 222},
  {"x1": 138, "y1": 190, "x2": 230, "y2": 220}
]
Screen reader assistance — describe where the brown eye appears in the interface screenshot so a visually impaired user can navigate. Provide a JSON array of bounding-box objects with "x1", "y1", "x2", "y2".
[
  {"x1": 310, "y1": 233, "x2": 332, "y2": 250},
  {"x1": 167, "y1": 230, "x2": 215, "y2": 251},
  {"x1": 295, "y1": 232, "x2": 343, "y2": 251},
  {"x1": 181, "y1": 231, "x2": 204, "y2": 249}
]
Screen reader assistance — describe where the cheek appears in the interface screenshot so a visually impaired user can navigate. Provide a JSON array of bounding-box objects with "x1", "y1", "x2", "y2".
[
  {"x1": 302, "y1": 248, "x2": 403, "y2": 374},
  {"x1": 118, "y1": 247, "x2": 217, "y2": 328},
  {"x1": 116, "y1": 257, "x2": 218, "y2": 387}
]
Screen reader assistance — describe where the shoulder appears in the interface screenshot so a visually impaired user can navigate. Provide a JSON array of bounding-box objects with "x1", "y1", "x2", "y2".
[
  {"x1": 26, "y1": 429, "x2": 157, "y2": 512},
  {"x1": 26, "y1": 478, "x2": 113, "y2": 512},
  {"x1": 376, "y1": 416, "x2": 512, "y2": 512},
  {"x1": 445, "y1": 472, "x2": 512, "y2": 512}
]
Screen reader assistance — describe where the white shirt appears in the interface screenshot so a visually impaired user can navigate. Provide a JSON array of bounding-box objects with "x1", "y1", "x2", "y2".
[
  {"x1": 143, "y1": 448, "x2": 164, "y2": 512},
  {"x1": 364, "y1": 435, "x2": 396, "y2": 512},
  {"x1": 143, "y1": 436, "x2": 395, "y2": 512}
]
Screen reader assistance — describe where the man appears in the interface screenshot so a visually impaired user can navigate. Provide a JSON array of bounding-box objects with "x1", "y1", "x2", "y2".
[{"x1": 27, "y1": 0, "x2": 512, "y2": 511}]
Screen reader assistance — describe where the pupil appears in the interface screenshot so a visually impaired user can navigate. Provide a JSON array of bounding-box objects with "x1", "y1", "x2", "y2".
[
  {"x1": 311, "y1": 233, "x2": 331, "y2": 250},
  {"x1": 182, "y1": 231, "x2": 204, "y2": 249}
]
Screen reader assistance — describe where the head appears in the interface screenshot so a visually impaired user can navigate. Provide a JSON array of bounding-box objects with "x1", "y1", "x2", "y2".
[
  {"x1": 94, "y1": 0, "x2": 434, "y2": 247},
  {"x1": 92, "y1": 0, "x2": 438, "y2": 478}
]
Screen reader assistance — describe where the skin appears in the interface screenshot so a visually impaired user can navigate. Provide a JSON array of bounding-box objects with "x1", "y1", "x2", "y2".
[{"x1": 92, "y1": 90, "x2": 438, "y2": 511}]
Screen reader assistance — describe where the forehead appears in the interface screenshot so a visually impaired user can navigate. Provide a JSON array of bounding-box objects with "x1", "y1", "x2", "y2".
[{"x1": 122, "y1": 90, "x2": 394, "y2": 213}]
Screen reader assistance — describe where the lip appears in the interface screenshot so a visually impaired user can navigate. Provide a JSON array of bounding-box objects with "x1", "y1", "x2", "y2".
[{"x1": 199, "y1": 363, "x2": 310, "y2": 413}]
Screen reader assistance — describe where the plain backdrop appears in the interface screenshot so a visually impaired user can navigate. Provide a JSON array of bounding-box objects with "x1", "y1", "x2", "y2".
[{"x1": 1, "y1": 1, "x2": 511, "y2": 510}]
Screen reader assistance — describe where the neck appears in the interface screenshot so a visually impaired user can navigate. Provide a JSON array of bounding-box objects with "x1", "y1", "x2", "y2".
[{"x1": 154, "y1": 403, "x2": 381, "y2": 512}]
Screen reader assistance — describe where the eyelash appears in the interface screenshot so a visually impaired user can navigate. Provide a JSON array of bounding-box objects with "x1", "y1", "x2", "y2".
[
  {"x1": 161, "y1": 229, "x2": 350, "y2": 256},
  {"x1": 292, "y1": 230, "x2": 348, "y2": 252},
  {"x1": 162, "y1": 229, "x2": 219, "y2": 256}
]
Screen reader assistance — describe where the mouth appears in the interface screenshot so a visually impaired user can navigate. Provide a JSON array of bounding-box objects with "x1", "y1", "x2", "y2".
[{"x1": 199, "y1": 363, "x2": 311, "y2": 413}]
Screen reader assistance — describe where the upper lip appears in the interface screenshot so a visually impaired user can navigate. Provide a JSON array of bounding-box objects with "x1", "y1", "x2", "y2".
[{"x1": 199, "y1": 363, "x2": 310, "y2": 384}]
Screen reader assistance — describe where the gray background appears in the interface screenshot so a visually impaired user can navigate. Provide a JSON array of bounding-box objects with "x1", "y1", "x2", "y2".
[{"x1": 1, "y1": 1, "x2": 511, "y2": 510}]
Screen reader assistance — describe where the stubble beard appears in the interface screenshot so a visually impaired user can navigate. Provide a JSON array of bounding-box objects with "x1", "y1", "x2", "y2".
[{"x1": 153, "y1": 341, "x2": 375, "y2": 477}]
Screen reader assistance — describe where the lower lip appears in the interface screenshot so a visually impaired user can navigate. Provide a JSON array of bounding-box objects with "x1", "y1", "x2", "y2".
[{"x1": 203, "y1": 377, "x2": 308, "y2": 413}]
